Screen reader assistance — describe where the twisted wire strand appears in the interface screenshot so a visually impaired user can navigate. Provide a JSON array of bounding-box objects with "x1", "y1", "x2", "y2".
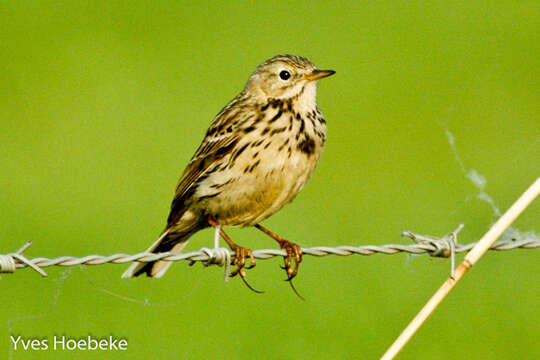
[{"x1": 1, "y1": 237, "x2": 538, "y2": 277}]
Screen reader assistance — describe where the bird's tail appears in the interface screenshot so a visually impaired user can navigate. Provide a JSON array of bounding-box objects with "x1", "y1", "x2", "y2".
[{"x1": 121, "y1": 226, "x2": 198, "y2": 278}]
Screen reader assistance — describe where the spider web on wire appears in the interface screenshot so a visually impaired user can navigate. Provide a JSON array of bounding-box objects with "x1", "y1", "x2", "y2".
[{"x1": 440, "y1": 121, "x2": 540, "y2": 243}]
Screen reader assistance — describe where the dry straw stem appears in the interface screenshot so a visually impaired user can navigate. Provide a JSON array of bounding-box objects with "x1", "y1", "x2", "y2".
[{"x1": 381, "y1": 176, "x2": 540, "y2": 360}]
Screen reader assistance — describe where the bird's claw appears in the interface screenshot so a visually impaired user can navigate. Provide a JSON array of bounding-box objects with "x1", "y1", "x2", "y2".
[
  {"x1": 229, "y1": 245, "x2": 256, "y2": 278},
  {"x1": 208, "y1": 218, "x2": 262, "y2": 293},
  {"x1": 228, "y1": 246, "x2": 264, "y2": 293},
  {"x1": 280, "y1": 240, "x2": 302, "y2": 281}
]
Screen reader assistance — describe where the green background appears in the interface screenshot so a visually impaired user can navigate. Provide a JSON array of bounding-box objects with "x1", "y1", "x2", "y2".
[{"x1": 1, "y1": 1, "x2": 538, "y2": 359}]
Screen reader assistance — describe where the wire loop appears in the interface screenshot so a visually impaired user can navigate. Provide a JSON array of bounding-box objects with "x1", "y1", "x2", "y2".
[{"x1": 200, "y1": 247, "x2": 232, "y2": 282}]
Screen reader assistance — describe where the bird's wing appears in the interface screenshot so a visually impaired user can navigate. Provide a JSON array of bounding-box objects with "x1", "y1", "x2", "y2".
[
  {"x1": 175, "y1": 132, "x2": 239, "y2": 200},
  {"x1": 167, "y1": 98, "x2": 256, "y2": 226},
  {"x1": 166, "y1": 130, "x2": 240, "y2": 227},
  {"x1": 173, "y1": 95, "x2": 253, "y2": 200}
]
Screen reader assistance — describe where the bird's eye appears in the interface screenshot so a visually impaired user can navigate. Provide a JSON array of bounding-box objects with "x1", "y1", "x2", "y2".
[{"x1": 279, "y1": 70, "x2": 291, "y2": 80}]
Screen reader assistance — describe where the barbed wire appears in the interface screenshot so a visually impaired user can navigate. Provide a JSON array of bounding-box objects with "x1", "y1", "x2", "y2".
[{"x1": 1, "y1": 224, "x2": 538, "y2": 278}]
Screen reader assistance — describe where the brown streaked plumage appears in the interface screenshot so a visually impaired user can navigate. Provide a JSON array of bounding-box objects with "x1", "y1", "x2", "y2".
[{"x1": 122, "y1": 54, "x2": 335, "y2": 285}]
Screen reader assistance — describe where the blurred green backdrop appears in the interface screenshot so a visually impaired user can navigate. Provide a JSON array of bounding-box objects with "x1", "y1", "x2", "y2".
[{"x1": 1, "y1": 1, "x2": 538, "y2": 359}]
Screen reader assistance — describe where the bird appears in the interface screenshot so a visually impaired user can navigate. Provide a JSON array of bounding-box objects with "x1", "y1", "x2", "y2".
[{"x1": 122, "y1": 54, "x2": 335, "y2": 285}]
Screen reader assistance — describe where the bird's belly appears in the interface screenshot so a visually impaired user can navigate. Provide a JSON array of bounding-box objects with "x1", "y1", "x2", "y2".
[{"x1": 194, "y1": 143, "x2": 321, "y2": 226}]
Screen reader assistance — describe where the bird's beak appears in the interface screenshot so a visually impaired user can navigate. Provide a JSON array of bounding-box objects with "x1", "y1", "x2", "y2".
[{"x1": 304, "y1": 69, "x2": 336, "y2": 81}]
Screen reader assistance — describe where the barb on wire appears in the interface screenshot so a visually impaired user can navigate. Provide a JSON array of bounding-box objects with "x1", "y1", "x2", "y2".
[
  {"x1": 1, "y1": 226, "x2": 539, "y2": 277},
  {"x1": 402, "y1": 223, "x2": 464, "y2": 278},
  {"x1": 0, "y1": 241, "x2": 48, "y2": 277}
]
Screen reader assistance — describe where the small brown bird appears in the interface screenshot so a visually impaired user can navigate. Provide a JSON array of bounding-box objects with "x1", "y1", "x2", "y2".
[{"x1": 122, "y1": 54, "x2": 334, "y2": 284}]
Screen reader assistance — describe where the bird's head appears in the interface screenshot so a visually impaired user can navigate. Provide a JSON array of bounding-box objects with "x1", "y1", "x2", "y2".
[{"x1": 244, "y1": 54, "x2": 335, "y2": 105}]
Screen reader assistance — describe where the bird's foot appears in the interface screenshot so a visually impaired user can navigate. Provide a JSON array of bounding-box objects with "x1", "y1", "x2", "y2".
[
  {"x1": 229, "y1": 244, "x2": 256, "y2": 278},
  {"x1": 279, "y1": 239, "x2": 303, "y2": 281},
  {"x1": 254, "y1": 224, "x2": 303, "y2": 281},
  {"x1": 208, "y1": 217, "x2": 262, "y2": 293},
  {"x1": 229, "y1": 245, "x2": 263, "y2": 293}
]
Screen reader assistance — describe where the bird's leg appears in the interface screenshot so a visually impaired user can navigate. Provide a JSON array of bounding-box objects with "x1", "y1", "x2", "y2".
[
  {"x1": 254, "y1": 224, "x2": 302, "y2": 281},
  {"x1": 208, "y1": 217, "x2": 256, "y2": 278}
]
